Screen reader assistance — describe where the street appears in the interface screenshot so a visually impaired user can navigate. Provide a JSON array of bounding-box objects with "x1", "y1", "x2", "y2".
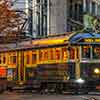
[{"x1": 0, "y1": 92, "x2": 100, "y2": 100}]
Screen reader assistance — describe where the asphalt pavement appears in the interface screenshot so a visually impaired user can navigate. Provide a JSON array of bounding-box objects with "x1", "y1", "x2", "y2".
[{"x1": 0, "y1": 91, "x2": 100, "y2": 100}]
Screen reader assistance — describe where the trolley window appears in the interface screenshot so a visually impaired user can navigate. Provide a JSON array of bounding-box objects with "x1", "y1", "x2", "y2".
[
  {"x1": 26, "y1": 55, "x2": 30, "y2": 64},
  {"x1": 82, "y1": 46, "x2": 91, "y2": 59},
  {"x1": 43, "y1": 49, "x2": 49, "y2": 61},
  {"x1": 93, "y1": 46, "x2": 100, "y2": 59},
  {"x1": 10, "y1": 56, "x2": 16, "y2": 64},
  {"x1": 69, "y1": 47, "x2": 75, "y2": 59},
  {"x1": 0, "y1": 55, "x2": 2, "y2": 64},
  {"x1": 50, "y1": 48, "x2": 55, "y2": 60},
  {"x1": 80, "y1": 63, "x2": 100, "y2": 79},
  {"x1": 39, "y1": 50, "x2": 44, "y2": 62},
  {"x1": 24, "y1": 51, "x2": 32, "y2": 65},
  {"x1": 3, "y1": 56, "x2": 6, "y2": 64},
  {"x1": 55, "y1": 48, "x2": 61, "y2": 60},
  {"x1": 62, "y1": 47, "x2": 68, "y2": 61},
  {"x1": 32, "y1": 54, "x2": 37, "y2": 64}
]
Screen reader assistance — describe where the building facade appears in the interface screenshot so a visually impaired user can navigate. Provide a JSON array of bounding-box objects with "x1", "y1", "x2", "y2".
[
  {"x1": 13, "y1": 0, "x2": 100, "y2": 38},
  {"x1": 31, "y1": 0, "x2": 100, "y2": 38},
  {"x1": 31, "y1": 0, "x2": 67, "y2": 37}
]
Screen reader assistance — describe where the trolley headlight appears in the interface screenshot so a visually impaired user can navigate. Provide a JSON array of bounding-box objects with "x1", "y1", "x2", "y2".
[
  {"x1": 76, "y1": 78, "x2": 85, "y2": 84},
  {"x1": 94, "y1": 68, "x2": 100, "y2": 74}
]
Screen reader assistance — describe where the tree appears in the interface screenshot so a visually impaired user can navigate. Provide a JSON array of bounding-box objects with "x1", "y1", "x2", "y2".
[{"x1": 0, "y1": 0, "x2": 26, "y2": 43}]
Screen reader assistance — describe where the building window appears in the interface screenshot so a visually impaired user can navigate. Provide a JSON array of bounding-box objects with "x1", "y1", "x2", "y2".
[
  {"x1": 97, "y1": 5, "x2": 100, "y2": 16},
  {"x1": 91, "y1": 2, "x2": 96, "y2": 15},
  {"x1": 85, "y1": 0, "x2": 90, "y2": 12},
  {"x1": 37, "y1": 0, "x2": 40, "y2": 3},
  {"x1": 36, "y1": 0, "x2": 47, "y2": 37},
  {"x1": 68, "y1": 0, "x2": 83, "y2": 31}
]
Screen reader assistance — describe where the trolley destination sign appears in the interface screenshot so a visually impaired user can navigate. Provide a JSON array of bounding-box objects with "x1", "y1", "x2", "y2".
[{"x1": 84, "y1": 38, "x2": 100, "y2": 43}]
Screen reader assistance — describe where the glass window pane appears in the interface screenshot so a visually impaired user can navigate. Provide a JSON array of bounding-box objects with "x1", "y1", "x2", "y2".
[
  {"x1": 55, "y1": 48, "x2": 61, "y2": 60},
  {"x1": 32, "y1": 54, "x2": 37, "y2": 64},
  {"x1": 13, "y1": 56, "x2": 16, "y2": 64},
  {"x1": 81, "y1": 63, "x2": 100, "y2": 79},
  {"x1": 39, "y1": 50, "x2": 43, "y2": 62},
  {"x1": 62, "y1": 47, "x2": 67, "y2": 61},
  {"x1": 86, "y1": 0, "x2": 90, "y2": 12},
  {"x1": 26, "y1": 55, "x2": 30, "y2": 64},
  {"x1": 50, "y1": 49, "x2": 54, "y2": 60},
  {"x1": 69, "y1": 47, "x2": 75, "y2": 59},
  {"x1": 44, "y1": 49, "x2": 48, "y2": 61},
  {"x1": 82, "y1": 46, "x2": 90, "y2": 59},
  {"x1": 3, "y1": 56, "x2": 6, "y2": 64},
  {"x1": 0, "y1": 55, "x2": 2, "y2": 64},
  {"x1": 93, "y1": 46, "x2": 100, "y2": 59},
  {"x1": 10, "y1": 56, "x2": 16, "y2": 64},
  {"x1": 97, "y1": 5, "x2": 100, "y2": 16},
  {"x1": 92, "y1": 2, "x2": 96, "y2": 15}
]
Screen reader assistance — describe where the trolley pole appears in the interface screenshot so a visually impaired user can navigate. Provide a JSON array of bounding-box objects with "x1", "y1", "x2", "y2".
[{"x1": 75, "y1": 47, "x2": 80, "y2": 79}]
